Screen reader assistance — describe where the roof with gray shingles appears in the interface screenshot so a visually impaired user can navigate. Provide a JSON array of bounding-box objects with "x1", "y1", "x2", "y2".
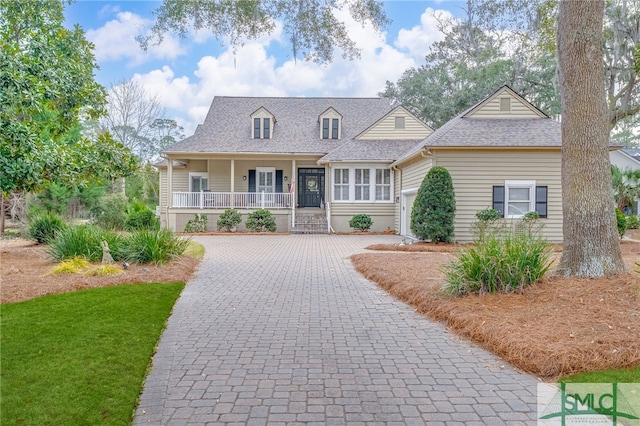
[
  {"x1": 622, "y1": 148, "x2": 640, "y2": 161},
  {"x1": 319, "y1": 140, "x2": 421, "y2": 162},
  {"x1": 395, "y1": 111, "x2": 561, "y2": 164},
  {"x1": 163, "y1": 97, "x2": 396, "y2": 156}
]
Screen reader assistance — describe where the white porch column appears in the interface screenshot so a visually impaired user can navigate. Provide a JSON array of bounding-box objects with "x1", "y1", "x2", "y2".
[
  {"x1": 291, "y1": 159, "x2": 296, "y2": 227},
  {"x1": 230, "y1": 159, "x2": 235, "y2": 208},
  {"x1": 167, "y1": 158, "x2": 173, "y2": 209}
]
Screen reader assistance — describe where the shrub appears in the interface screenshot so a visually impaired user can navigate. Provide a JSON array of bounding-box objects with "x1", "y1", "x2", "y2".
[
  {"x1": 349, "y1": 214, "x2": 372, "y2": 232},
  {"x1": 626, "y1": 214, "x2": 640, "y2": 230},
  {"x1": 48, "y1": 225, "x2": 126, "y2": 263},
  {"x1": 442, "y1": 233, "x2": 553, "y2": 296},
  {"x1": 91, "y1": 193, "x2": 128, "y2": 230},
  {"x1": 217, "y1": 209, "x2": 242, "y2": 231},
  {"x1": 246, "y1": 209, "x2": 277, "y2": 232},
  {"x1": 88, "y1": 264, "x2": 123, "y2": 276},
  {"x1": 121, "y1": 228, "x2": 190, "y2": 265},
  {"x1": 471, "y1": 208, "x2": 502, "y2": 241},
  {"x1": 49, "y1": 257, "x2": 91, "y2": 274},
  {"x1": 184, "y1": 213, "x2": 208, "y2": 232},
  {"x1": 126, "y1": 209, "x2": 158, "y2": 231},
  {"x1": 28, "y1": 212, "x2": 66, "y2": 244},
  {"x1": 411, "y1": 166, "x2": 456, "y2": 242},
  {"x1": 615, "y1": 208, "x2": 627, "y2": 238}
]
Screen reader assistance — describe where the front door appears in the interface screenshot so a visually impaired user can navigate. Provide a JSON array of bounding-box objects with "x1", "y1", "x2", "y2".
[{"x1": 298, "y1": 168, "x2": 325, "y2": 208}]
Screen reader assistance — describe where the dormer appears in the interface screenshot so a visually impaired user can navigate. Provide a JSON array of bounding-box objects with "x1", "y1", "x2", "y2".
[
  {"x1": 319, "y1": 107, "x2": 343, "y2": 140},
  {"x1": 251, "y1": 107, "x2": 276, "y2": 139}
]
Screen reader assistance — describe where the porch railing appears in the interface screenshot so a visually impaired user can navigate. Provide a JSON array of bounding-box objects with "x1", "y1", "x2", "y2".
[{"x1": 172, "y1": 191, "x2": 292, "y2": 210}]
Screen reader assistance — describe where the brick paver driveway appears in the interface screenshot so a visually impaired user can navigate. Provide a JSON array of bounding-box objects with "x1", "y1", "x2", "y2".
[{"x1": 134, "y1": 235, "x2": 540, "y2": 425}]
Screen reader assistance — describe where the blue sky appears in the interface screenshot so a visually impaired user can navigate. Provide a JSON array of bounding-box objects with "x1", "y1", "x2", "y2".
[{"x1": 65, "y1": 1, "x2": 466, "y2": 134}]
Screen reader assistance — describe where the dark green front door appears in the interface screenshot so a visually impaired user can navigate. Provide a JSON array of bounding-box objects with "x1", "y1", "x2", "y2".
[{"x1": 297, "y1": 168, "x2": 325, "y2": 208}]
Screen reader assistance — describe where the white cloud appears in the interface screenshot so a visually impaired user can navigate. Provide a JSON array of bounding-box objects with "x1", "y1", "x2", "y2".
[
  {"x1": 118, "y1": 6, "x2": 452, "y2": 134},
  {"x1": 395, "y1": 8, "x2": 455, "y2": 60},
  {"x1": 87, "y1": 12, "x2": 185, "y2": 66}
]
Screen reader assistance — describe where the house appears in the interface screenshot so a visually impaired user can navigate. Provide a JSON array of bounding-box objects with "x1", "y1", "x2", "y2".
[
  {"x1": 156, "y1": 97, "x2": 433, "y2": 233},
  {"x1": 392, "y1": 86, "x2": 563, "y2": 242},
  {"x1": 156, "y1": 86, "x2": 566, "y2": 241},
  {"x1": 610, "y1": 148, "x2": 640, "y2": 214}
]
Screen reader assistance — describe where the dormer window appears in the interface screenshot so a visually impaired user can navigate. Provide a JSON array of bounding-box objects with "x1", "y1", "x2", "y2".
[
  {"x1": 254, "y1": 117, "x2": 271, "y2": 139},
  {"x1": 250, "y1": 107, "x2": 275, "y2": 139},
  {"x1": 319, "y1": 107, "x2": 342, "y2": 139}
]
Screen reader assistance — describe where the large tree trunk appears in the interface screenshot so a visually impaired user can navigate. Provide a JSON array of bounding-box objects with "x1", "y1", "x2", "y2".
[{"x1": 556, "y1": 0, "x2": 626, "y2": 276}]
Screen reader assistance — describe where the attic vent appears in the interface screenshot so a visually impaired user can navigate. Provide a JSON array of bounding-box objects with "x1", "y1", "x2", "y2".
[
  {"x1": 500, "y1": 97, "x2": 511, "y2": 112},
  {"x1": 395, "y1": 116, "x2": 405, "y2": 129}
]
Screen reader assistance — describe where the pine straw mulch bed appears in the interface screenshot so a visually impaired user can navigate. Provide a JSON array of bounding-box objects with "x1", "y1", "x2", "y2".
[
  {"x1": 353, "y1": 237, "x2": 640, "y2": 380},
  {"x1": 0, "y1": 239, "x2": 199, "y2": 305}
]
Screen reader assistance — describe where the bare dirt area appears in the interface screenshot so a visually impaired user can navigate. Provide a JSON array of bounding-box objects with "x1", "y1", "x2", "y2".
[
  {"x1": 353, "y1": 233, "x2": 640, "y2": 380},
  {"x1": 0, "y1": 239, "x2": 199, "y2": 304}
]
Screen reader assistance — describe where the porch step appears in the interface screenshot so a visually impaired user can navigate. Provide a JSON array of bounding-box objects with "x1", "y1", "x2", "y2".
[{"x1": 291, "y1": 212, "x2": 328, "y2": 234}]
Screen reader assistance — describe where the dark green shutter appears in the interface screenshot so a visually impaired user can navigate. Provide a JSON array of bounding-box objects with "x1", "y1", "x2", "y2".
[
  {"x1": 275, "y1": 170, "x2": 283, "y2": 192},
  {"x1": 493, "y1": 186, "x2": 505, "y2": 217},
  {"x1": 248, "y1": 170, "x2": 256, "y2": 192},
  {"x1": 536, "y1": 186, "x2": 548, "y2": 218}
]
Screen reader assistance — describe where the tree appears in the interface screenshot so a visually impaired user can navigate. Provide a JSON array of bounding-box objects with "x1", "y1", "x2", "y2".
[
  {"x1": 380, "y1": 4, "x2": 560, "y2": 128},
  {"x1": 0, "y1": 0, "x2": 138, "y2": 233},
  {"x1": 411, "y1": 166, "x2": 456, "y2": 242},
  {"x1": 101, "y1": 80, "x2": 184, "y2": 160},
  {"x1": 556, "y1": 0, "x2": 626, "y2": 276},
  {"x1": 141, "y1": 0, "x2": 390, "y2": 64}
]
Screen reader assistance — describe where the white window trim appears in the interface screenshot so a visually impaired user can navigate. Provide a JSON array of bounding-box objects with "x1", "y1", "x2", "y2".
[
  {"x1": 189, "y1": 172, "x2": 209, "y2": 192},
  {"x1": 332, "y1": 165, "x2": 394, "y2": 203},
  {"x1": 251, "y1": 115, "x2": 273, "y2": 139},
  {"x1": 504, "y1": 180, "x2": 535, "y2": 218}
]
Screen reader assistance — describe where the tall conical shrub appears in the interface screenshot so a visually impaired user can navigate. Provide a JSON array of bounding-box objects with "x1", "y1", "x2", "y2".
[{"x1": 410, "y1": 166, "x2": 456, "y2": 242}]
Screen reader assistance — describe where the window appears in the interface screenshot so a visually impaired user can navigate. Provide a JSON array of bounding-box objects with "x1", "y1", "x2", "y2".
[
  {"x1": 333, "y1": 166, "x2": 393, "y2": 202},
  {"x1": 334, "y1": 169, "x2": 349, "y2": 201},
  {"x1": 395, "y1": 116, "x2": 405, "y2": 129},
  {"x1": 322, "y1": 118, "x2": 340, "y2": 139},
  {"x1": 253, "y1": 117, "x2": 271, "y2": 139},
  {"x1": 263, "y1": 118, "x2": 270, "y2": 139},
  {"x1": 493, "y1": 181, "x2": 547, "y2": 218},
  {"x1": 189, "y1": 172, "x2": 209, "y2": 192},
  {"x1": 355, "y1": 169, "x2": 370, "y2": 200},
  {"x1": 375, "y1": 169, "x2": 391, "y2": 201}
]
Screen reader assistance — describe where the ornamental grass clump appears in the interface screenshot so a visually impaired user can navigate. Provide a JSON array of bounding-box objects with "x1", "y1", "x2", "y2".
[
  {"x1": 28, "y1": 212, "x2": 67, "y2": 244},
  {"x1": 121, "y1": 228, "x2": 190, "y2": 265},
  {"x1": 442, "y1": 233, "x2": 553, "y2": 296},
  {"x1": 48, "y1": 225, "x2": 126, "y2": 263}
]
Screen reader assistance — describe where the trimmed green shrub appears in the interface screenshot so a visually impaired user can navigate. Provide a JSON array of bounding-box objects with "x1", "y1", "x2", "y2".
[
  {"x1": 616, "y1": 208, "x2": 627, "y2": 238},
  {"x1": 91, "y1": 193, "x2": 128, "y2": 230},
  {"x1": 246, "y1": 209, "x2": 277, "y2": 232},
  {"x1": 126, "y1": 209, "x2": 159, "y2": 231},
  {"x1": 217, "y1": 209, "x2": 242, "y2": 231},
  {"x1": 471, "y1": 208, "x2": 502, "y2": 242},
  {"x1": 411, "y1": 166, "x2": 456, "y2": 242},
  {"x1": 48, "y1": 225, "x2": 126, "y2": 262},
  {"x1": 442, "y1": 233, "x2": 553, "y2": 296},
  {"x1": 121, "y1": 228, "x2": 190, "y2": 265},
  {"x1": 626, "y1": 214, "x2": 640, "y2": 230},
  {"x1": 28, "y1": 212, "x2": 67, "y2": 244},
  {"x1": 184, "y1": 213, "x2": 208, "y2": 232},
  {"x1": 349, "y1": 214, "x2": 372, "y2": 231}
]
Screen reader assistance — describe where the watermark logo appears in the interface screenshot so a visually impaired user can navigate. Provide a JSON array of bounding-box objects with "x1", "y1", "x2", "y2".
[{"x1": 538, "y1": 383, "x2": 639, "y2": 425}]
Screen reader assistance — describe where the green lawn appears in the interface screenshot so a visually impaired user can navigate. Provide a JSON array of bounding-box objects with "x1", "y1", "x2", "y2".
[{"x1": 1, "y1": 282, "x2": 184, "y2": 425}]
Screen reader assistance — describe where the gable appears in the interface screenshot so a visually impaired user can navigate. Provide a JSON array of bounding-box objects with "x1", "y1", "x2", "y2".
[
  {"x1": 464, "y1": 86, "x2": 547, "y2": 119},
  {"x1": 356, "y1": 106, "x2": 434, "y2": 140}
]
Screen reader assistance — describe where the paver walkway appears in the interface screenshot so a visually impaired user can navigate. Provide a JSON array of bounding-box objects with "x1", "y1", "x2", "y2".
[{"x1": 134, "y1": 235, "x2": 541, "y2": 425}]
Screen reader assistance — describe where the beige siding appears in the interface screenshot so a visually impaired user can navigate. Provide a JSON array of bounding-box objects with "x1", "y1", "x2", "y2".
[
  {"x1": 434, "y1": 149, "x2": 563, "y2": 242},
  {"x1": 359, "y1": 109, "x2": 433, "y2": 140},
  {"x1": 467, "y1": 88, "x2": 544, "y2": 119},
  {"x1": 234, "y1": 160, "x2": 296, "y2": 192},
  {"x1": 329, "y1": 203, "x2": 395, "y2": 232},
  {"x1": 400, "y1": 156, "x2": 431, "y2": 190},
  {"x1": 209, "y1": 160, "x2": 231, "y2": 192},
  {"x1": 393, "y1": 168, "x2": 401, "y2": 232}
]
